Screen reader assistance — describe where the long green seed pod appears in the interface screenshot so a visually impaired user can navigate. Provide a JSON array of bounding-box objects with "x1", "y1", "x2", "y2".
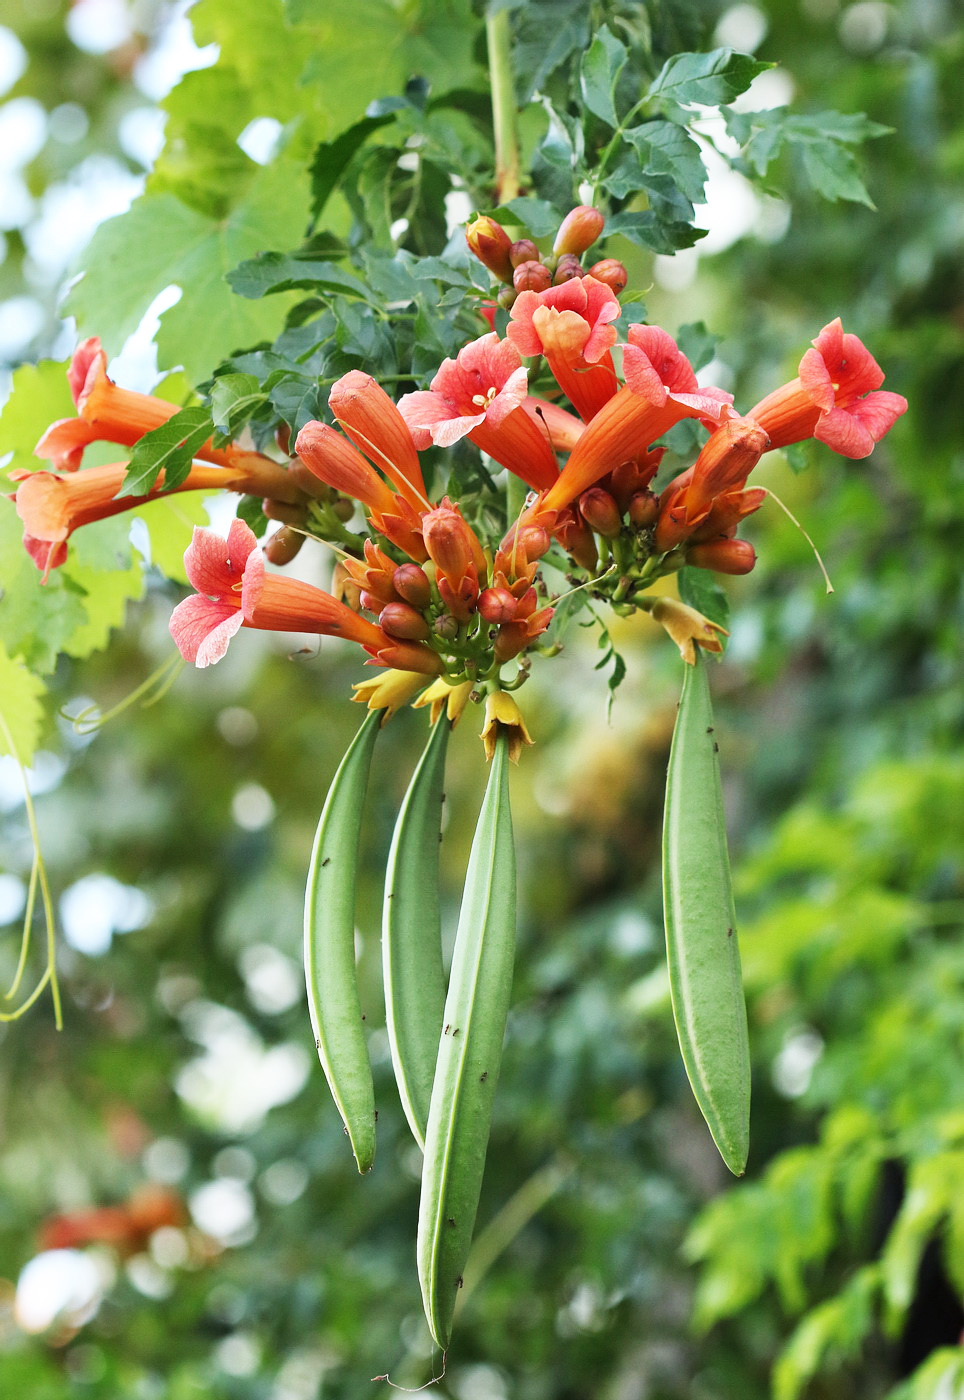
[
  {"x1": 662, "y1": 650, "x2": 751, "y2": 1176},
  {"x1": 417, "y1": 731, "x2": 516, "y2": 1349},
  {"x1": 383, "y1": 715, "x2": 450, "y2": 1149},
  {"x1": 304, "y1": 708, "x2": 381, "y2": 1174}
]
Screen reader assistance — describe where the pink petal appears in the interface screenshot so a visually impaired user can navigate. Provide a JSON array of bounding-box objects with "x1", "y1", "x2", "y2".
[
  {"x1": 622, "y1": 344, "x2": 669, "y2": 406},
  {"x1": 183, "y1": 521, "x2": 256, "y2": 598},
  {"x1": 815, "y1": 391, "x2": 907, "y2": 458},
  {"x1": 169, "y1": 594, "x2": 242, "y2": 665},
  {"x1": 798, "y1": 346, "x2": 836, "y2": 412},
  {"x1": 397, "y1": 390, "x2": 462, "y2": 450},
  {"x1": 627, "y1": 325, "x2": 698, "y2": 394},
  {"x1": 68, "y1": 338, "x2": 106, "y2": 408},
  {"x1": 485, "y1": 365, "x2": 530, "y2": 428},
  {"x1": 429, "y1": 412, "x2": 486, "y2": 448},
  {"x1": 506, "y1": 294, "x2": 546, "y2": 357}
]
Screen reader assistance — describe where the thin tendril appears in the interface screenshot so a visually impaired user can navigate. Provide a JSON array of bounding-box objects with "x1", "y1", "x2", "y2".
[
  {"x1": 372, "y1": 1353, "x2": 447, "y2": 1390},
  {"x1": 5, "y1": 854, "x2": 38, "y2": 1000},
  {"x1": 62, "y1": 652, "x2": 184, "y2": 735},
  {"x1": 759, "y1": 487, "x2": 835, "y2": 594}
]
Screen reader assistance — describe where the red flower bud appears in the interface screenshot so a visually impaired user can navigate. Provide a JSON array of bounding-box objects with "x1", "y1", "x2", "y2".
[
  {"x1": 687, "y1": 538, "x2": 757, "y2": 575},
  {"x1": 380, "y1": 601, "x2": 431, "y2": 640},
  {"x1": 509, "y1": 239, "x2": 540, "y2": 267},
  {"x1": 552, "y1": 205, "x2": 605, "y2": 256},
  {"x1": 360, "y1": 589, "x2": 387, "y2": 615},
  {"x1": 553, "y1": 254, "x2": 583, "y2": 285},
  {"x1": 465, "y1": 216, "x2": 514, "y2": 282},
  {"x1": 264, "y1": 525, "x2": 304, "y2": 566},
  {"x1": 392, "y1": 563, "x2": 432, "y2": 609},
  {"x1": 579, "y1": 487, "x2": 623, "y2": 538},
  {"x1": 513, "y1": 260, "x2": 553, "y2": 293},
  {"x1": 628, "y1": 490, "x2": 660, "y2": 527},
  {"x1": 586, "y1": 258, "x2": 628, "y2": 294},
  {"x1": 478, "y1": 586, "x2": 518, "y2": 623}
]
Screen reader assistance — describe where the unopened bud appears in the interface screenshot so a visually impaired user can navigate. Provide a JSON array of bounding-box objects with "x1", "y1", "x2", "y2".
[
  {"x1": 264, "y1": 525, "x2": 304, "y2": 566},
  {"x1": 331, "y1": 497, "x2": 356, "y2": 522},
  {"x1": 553, "y1": 254, "x2": 583, "y2": 285},
  {"x1": 586, "y1": 258, "x2": 628, "y2": 294},
  {"x1": 513, "y1": 260, "x2": 553, "y2": 293},
  {"x1": 687, "y1": 538, "x2": 757, "y2": 575},
  {"x1": 262, "y1": 498, "x2": 306, "y2": 524},
  {"x1": 579, "y1": 487, "x2": 622, "y2": 538},
  {"x1": 465, "y1": 215, "x2": 514, "y2": 283},
  {"x1": 497, "y1": 284, "x2": 517, "y2": 310},
  {"x1": 392, "y1": 563, "x2": 432, "y2": 609},
  {"x1": 360, "y1": 589, "x2": 386, "y2": 615},
  {"x1": 552, "y1": 205, "x2": 605, "y2": 256},
  {"x1": 509, "y1": 239, "x2": 539, "y2": 268},
  {"x1": 380, "y1": 601, "x2": 431, "y2": 641},
  {"x1": 274, "y1": 423, "x2": 291, "y2": 456},
  {"x1": 628, "y1": 490, "x2": 660, "y2": 527},
  {"x1": 478, "y1": 586, "x2": 518, "y2": 624},
  {"x1": 433, "y1": 613, "x2": 460, "y2": 641}
]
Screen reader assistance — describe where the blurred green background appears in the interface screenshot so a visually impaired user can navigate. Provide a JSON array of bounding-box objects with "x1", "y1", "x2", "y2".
[{"x1": 0, "y1": 1, "x2": 962, "y2": 1397}]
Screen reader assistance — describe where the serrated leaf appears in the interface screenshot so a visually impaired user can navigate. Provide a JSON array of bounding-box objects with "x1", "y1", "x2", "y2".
[
  {"x1": 676, "y1": 322, "x2": 720, "y2": 373},
  {"x1": 209, "y1": 373, "x2": 266, "y2": 434},
  {"x1": 649, "y1": 48, "x2": 771, "y2": 108},
  {"x1": 491, "y1": 197, "x2": 561, "y2": 238},
  {"x1": 605, "y1": 210, "x2": 705, "y2": 254},
  {"x1": 120, "y1": 408, "x2": 214, "y2": 497},
  {"x1": 65, "y1": 160, "x2": 311, "y2": 382},
  {"x1": 0, "y1": 641, "x2": 46, "y2": 765},
  {"x1": 580, "y1": 26, "x2": 627, "y2": 128},
  {"x1": 678, "y1": 566, "x2": 731, "y2": 642},
  {"x1": 309, "y1": 114, "x2": 396, "y2": 225},
  {"x1": 624, "y1": 121, "x2": 708, "y2": 204},
  {"x1": 0, "y1": 359, "x2": 74, "y2": 485},
  {"x1": 800, "y1": 139, "x2": 875, "y2": 207},
  {"x1": 228, "y1": 252, "x2": 370, "y2": 301}
]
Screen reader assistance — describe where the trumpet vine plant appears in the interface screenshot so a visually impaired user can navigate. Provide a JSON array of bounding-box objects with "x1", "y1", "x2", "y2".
[{"x1": 0, "y1": 0, "x2": 907, "y2": 1369}]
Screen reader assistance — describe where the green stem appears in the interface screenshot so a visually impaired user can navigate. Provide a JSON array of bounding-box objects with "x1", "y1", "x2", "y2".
[{"x1": 486, "y1": 7, "x2": 521, "y2": 203}]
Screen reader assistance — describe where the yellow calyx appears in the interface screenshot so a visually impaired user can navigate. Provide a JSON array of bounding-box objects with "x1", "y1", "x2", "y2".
[
  {"x1": 351, "y1": 669, "x2": 427, "y2": 720},
  {"x1": 650, "y1": 597, "x2": 729, "y2": 666},
  {"x1": 412, "y1": 677, "x2": 474, "y2": 726},
  {"x1": 480, "y1": 690, "x2": 534, "y2": 764}
]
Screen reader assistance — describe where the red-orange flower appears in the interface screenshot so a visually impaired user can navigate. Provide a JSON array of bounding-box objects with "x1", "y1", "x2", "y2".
[
  {"x1": 749, "y1": 317, "x2": 907, "y2": 458},
  {"x1": 329, "y1": 371, "x2": 429, "y2": 509},
  {"x1": 507, "y1": 275, "x2": 621, "y2": 421}
]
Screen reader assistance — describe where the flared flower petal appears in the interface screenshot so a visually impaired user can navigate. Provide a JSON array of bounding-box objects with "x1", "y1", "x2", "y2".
[
  {"x1": 814, "y1": 392, "x2": 908, "y2": 459},
  {"x1": 169, "y1": 594, "x2": 244, "y2": 668},
  {"x1": 622, "y1": 325, "x2": 701, "y2": 406},
  {"x1": 184, "y1": 517, "x2": 257, "y2": 597},
  {"x1": 34, "y1": 417, "x2": 99, "y2": 472}
]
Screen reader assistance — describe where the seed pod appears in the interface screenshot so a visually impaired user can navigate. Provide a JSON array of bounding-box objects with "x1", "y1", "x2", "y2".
[
  {"x1": 380, "y1": 601, "x2": 431, "y2": 642},
  {"x1": 513, "y1": 260, "x2": 552, "y2": 294},
  {"x1": 383, "y1": 717, "x2": 450, "y2": 1147},
  {"x1": 264, "y1": 525, "x2": 304, "y2": 565},
  {"x1": 662, "y1": 651, "x2": 750, "y2": 1175},
  {"x1": 508, "y1": 238, "x2": 539, "y2": 268},
  {"x1": 304, "y1": 709, "x2": 382, "y2": 1173},
  {"x1": 417, "y1": 732, "x2": 516, "y2": 1348}
]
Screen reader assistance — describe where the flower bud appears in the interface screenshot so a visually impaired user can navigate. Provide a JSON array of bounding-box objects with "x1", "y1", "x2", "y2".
[
  {"x1": 554, "y1": 507, "x2": 598, "y2": 571},
  {"x1": 478, "y1": 586, "x2": 518, "y2": 624},
  {"x1": 262, "y1": 498, "x2": 305, "y2": 524},
  {"x1": 552, "y1": 205, "x2": 605, "y2": 256},
  {"x1": 509, "y1": 238, "x2": 540, "y2": 268},
  {"x1": 586, "y1": 258, "x2": 628, "y2": 294},
  {"x1": 360, "y1": 589, "x2": 387, "y2": 615},
  {"x1": 331, "y1": 497, "x2": 356, "y2": 522},
  {"x1": 392, "y1": 563, "x2": 432, "y2": 609},
  {"x1": 579, "y1": 487, "x2": 622, "y2": 538},
  {"x1": 274, "y1": 422, "x2": 291, "y2": 456},
  {"x1": 687, "y1": 538, "x2": 757, "y2": 575},
  {"x1": 422, "y1": 499, "x2": 481, "y2": 582},
  {"x1": 610, "y1": 453, "x2": 662, "y2": 508},
  {"x1": 513, "y1": 260, "x2": 553, "y2": 294},
  {"x1": 497, "y1": 284, "x2": 517, "y2": 310},
  {"x1": 264, "y1": 525, "x2": 304, "y2": 566},
  {"x1": 553, "y1": 254, "x2": 583, "y2": 285},
  {"x1": 465, "y1": 215, "x2": 514, "y2": 283},
  {"x1": 433, "y1": 613, "x2": 460, "y2": 641},
  {"x1": 380, "y1": 601, "x2": 431, "y2": 641},
  {"x1": 628, "y1": 490, "x2": 660, "y2": 527}
]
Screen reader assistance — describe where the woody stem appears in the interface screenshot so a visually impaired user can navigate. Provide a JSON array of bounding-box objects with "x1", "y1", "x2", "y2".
[{"x1": 486, "y1": 7, "x2": 521, "y2": 203}]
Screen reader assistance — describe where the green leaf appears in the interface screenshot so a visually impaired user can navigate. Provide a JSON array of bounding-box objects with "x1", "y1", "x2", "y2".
[
  {"x1": 209, "y1": 373, "x2": 266, "y2": 435},
  {"x1": 65, "y1": 160, "x2": 311, "y2": 382},
  {"x1": 604, "y1": 210, "x2": 705, "y2": 254},
  {"x1": 649, "y1": 48, "x2": 771, "y2": 108},
  {"x1": 491, "y1": 197, "x2": 561, "y2": 238},
  {"x1": 234, "y1": 494, "x2": 269, "y2": 541},
  {"x1": 724, "y1": 108, "x2": 886, "y2": 206},
  {"x1": 623, "y1": 121, "x2": 708, "y2": 204},
  {"x1": 309, "y1": 114, "x2": 396, "y2": 225},
  {"x1": 0, "y1": 359, "x2": 74, "y2": 485},
  {"x1": 417, "y1": 731, "x2": 516, "y2": 1348},
  {"x1": 678, "y1": 567, "x2": 731, "y2": 639},
  {"x1": 676, "y1": 321, "x2": 720, "y2": 373},
  {"x1": 0, "y1": 641, "x2": 46, "y2": 765},
  {"x1": 134, "y1": 493, "x2": 211, "y2": 582},
  {"x1": 800, "y1": 138, "x2": 875, "y2": 208},
  {"x1": 227, "y1": 252, "x2": 370, "y2": 302},
  {"x1": 579, "y1": 26, "x2": 627, "y2": 129},
  {"x1": 120, "y1": 408, "x2": 214, "y2": 497},
  {"x1": 662, "y1": 651, "x2": 750, "y2": 1175}
]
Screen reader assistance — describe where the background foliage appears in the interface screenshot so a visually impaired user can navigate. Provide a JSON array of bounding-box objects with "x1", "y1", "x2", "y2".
[{"x1": 0, "y1": 0, "x2": 961, "y2": 1396}]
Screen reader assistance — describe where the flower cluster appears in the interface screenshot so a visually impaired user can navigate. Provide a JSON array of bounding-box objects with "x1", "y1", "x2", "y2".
[{"x1": 9, "y1": 205, "x2": 907, "y2": 739}]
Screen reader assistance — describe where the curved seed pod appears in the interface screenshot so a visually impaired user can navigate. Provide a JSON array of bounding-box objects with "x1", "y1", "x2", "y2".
[
  {"x1": 662, "y1": 650, "x2": 751, "y2": 1175},
  {"x1": 383, "y1": 715, "x2": 450, "y2": 1148},
  {"x1": 417, "y1": 733, "x2": 516, "y2": 1349},
  {"x1": 304, "y1": 708, "x2": 381, "y2": 1173}
]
